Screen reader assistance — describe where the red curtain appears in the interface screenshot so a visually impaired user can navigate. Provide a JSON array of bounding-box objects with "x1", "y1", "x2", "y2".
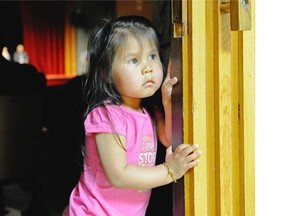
[{"x1": 19, "y1": 2, "x2": 65, "y2": 75}]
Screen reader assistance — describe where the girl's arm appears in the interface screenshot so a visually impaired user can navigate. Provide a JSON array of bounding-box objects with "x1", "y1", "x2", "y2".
[
  {"x1": 95, "y1": 133, "x2": 200, "y2": 190},
  {"x1": 157, "y1": 61, "x2": 177, "y2": 147}
]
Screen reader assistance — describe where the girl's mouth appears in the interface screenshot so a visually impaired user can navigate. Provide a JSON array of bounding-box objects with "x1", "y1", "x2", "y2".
[{"x1": 143, "y1": 80, "x2": 155, "y2": 86}]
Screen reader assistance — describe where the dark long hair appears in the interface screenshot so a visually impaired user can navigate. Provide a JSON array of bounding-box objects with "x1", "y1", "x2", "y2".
[{"x1": 79, "y1": 15, "x2": 166, "y2": 169}]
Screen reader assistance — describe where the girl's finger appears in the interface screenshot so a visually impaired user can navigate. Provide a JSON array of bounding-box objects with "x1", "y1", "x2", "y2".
[
  {"x1": 187, "y1": 159, "x2": 200, "y2": 169},
  {"x1": 179, "y1": 144, "x2": 200, "y2": 157},
  {"x1": 186, "y1": 151, "x2": 202, "y2": 162},
  {"x1": 174, "y1": 143, "x2": 191, "y2": 154},
  {"x1": 190, "y1": 144, "x2": 199, "y2": 151},
  {"x1": 166, "y1": 145, "x2": 173, "y2": 155},
  {"x1": 170, "y1": 77, "x2": 178, "y2": 85}
]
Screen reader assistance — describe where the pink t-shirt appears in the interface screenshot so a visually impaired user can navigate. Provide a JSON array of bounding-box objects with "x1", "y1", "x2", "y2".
[{"x1": 63, "y1": 104, "x2": 157, "y2": 216}]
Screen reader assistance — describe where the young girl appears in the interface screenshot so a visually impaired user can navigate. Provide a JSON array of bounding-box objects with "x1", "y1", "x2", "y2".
[{"x1": 63, "y1": 15, "x2": 201, "y2": 216}]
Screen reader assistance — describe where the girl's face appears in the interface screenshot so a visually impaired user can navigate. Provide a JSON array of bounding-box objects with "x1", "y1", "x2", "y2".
[{"x1": 112, "y1": 35, "x2": 163, "y2": 107}]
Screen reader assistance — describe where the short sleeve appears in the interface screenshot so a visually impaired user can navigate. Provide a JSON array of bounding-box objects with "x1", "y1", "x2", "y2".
[{"x1": 84, "y1": 106, "x2": 126, "y2": 136}]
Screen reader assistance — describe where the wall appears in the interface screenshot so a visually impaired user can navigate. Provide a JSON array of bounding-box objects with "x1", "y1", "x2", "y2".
[{"x1": 116, "y1": 0, "x2": 153, "y2": 19}]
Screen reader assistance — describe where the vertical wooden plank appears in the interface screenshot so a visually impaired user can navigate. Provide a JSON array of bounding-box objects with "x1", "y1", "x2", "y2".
[
  {"x1": 171, "y1": 37, "x2": 185, "y2": 216},
  {"x1": 241, "y1": 0, "x2": 255, "y2": 214},
  {"x1": 182, "y1": 1, "x2": 194, "y2": 215},
  {"x1": 218, "y1": 6, "x2": 234, "y2": 216},
  {"x1": 205, "y1": 1, "x2": 218, "y2": 216},
  {"x1": 231, "y1": 31, "x2": 242, "y2": 216},
  {"x1": 231, "y1": 1, "x2": 255, "y2": 215},
  {"x1": 187, "y1": 0, "x2": 208, "y2": 216},
  {"x1": 171, "y1": 0, "x2": 184, "y2": 215}
]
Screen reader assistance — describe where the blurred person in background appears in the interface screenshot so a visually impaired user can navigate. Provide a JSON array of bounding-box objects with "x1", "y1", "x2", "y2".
[{"x1": 13, "y1": 43, "x2": 29, "y2": 64}]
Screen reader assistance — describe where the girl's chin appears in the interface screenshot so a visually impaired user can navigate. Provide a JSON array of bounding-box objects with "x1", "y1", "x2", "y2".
[{"x1": 142, "y1": 92, "x2": 157, "y2": 98}]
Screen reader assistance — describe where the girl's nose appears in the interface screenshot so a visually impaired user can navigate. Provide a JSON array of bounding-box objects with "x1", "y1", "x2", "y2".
[{"x1": 142, "y1": 66, "x2": 153, "y2": 75}]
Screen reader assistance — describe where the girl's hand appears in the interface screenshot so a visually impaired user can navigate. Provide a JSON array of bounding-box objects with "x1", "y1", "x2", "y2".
[
  {"x1": 161, "y1": 60, "x2": 178, "y2": 105},
  {"x1": 165, "y1": 144, "x2": 202, "y2": 180}
]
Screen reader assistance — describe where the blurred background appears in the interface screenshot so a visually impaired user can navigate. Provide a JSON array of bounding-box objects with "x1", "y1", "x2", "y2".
[{"x1": 0, "y1": 1, "x2": 172, "y2": 216}]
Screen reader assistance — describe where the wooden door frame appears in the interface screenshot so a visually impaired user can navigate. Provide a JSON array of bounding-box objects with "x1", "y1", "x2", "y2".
[
  {"x1": 171, "y1": 0, "x2": 185, "y2": 215},
  {"x1": 170, "y1": 0, "x2": 255, "y2": 215}
]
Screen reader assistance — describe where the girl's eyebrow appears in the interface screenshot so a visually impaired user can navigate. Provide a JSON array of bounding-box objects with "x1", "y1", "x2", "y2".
[
  {"x1": 122, "y1": 46, "x2": 157, "y2": 59},
  {"x1": 123, "y1": 52, "x2": 138, "y2": 59},
  {"x1": 149, "y1": 48, "x2": 158, "y2": 53}
]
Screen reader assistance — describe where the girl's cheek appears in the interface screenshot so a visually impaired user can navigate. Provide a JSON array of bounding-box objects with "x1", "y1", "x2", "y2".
[{"x1": 156, "y1": 73, "x2": 164, "y2": 86}]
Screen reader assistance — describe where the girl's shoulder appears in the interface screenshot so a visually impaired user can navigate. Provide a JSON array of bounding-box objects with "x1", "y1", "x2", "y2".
[
  {"x1": 86, "y1": 104, "x2": 123, "y2": 120},
  {"x1": 85, "y1": 103, "x2": 152, "y2": 127},
  {"x1": 84, "y1": 104, "x2": 126, "y2": 134}
]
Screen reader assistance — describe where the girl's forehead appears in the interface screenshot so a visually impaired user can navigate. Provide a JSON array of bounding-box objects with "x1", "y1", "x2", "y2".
[{"x1": 119, "y1": 34, "x2": 157, "y2": 52}]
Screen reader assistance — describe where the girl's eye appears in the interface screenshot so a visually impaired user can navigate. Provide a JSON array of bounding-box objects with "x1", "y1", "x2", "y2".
[
  {"x1": 128, "y1": 58, "x2": 138, "y2": 64},
  {"x1": 149, "y1": 53, "x2": 158, "y2": 60}
]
